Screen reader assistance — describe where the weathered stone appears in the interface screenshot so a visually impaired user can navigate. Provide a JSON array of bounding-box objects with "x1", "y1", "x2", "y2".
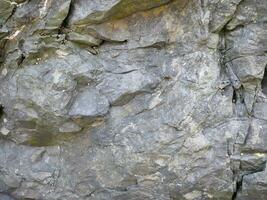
[
  {"x1": 67, "y1": 32, "x2": 102, "y2": 46},
  {"x1": 0, "y1": 0, "x2": 267, "y2": 199},
  {"x1": 59, "y1": 122, "x2": 82, "y2": 133},
  {"x1": 237, "y1": 166, "x2": 267, "y2": 200},
  {"x1": 0, "y1": 194, "x2": 15, "y2": 200},
  {"x1": 68, "y1": 0, "x2": 172, "y2": 26},
  {"x1": 69, "y1": 88, "x2": 110, "y2": 117},
  {"x1": 13, "y1": 0, "x2": 71, "y2": 32},
  {"x1": 243, "y1": 118, "x2": 267, "y2": 153},
  {"x1": 208, "y1": 0, "x2": 243, "y2": 32},
  {"x1": 0, "y1": 0, "x2": 15, "y2": 26}
]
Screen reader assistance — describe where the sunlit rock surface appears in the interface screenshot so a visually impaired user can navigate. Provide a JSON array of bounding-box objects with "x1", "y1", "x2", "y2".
[{"x1": 0, "y1": 0, "x2": 266, "y2": 199}]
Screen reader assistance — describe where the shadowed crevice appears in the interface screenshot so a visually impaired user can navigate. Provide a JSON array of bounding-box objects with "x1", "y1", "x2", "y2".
[{"x1": 261, "y1": 66, "x2": 267, "y2": 95}]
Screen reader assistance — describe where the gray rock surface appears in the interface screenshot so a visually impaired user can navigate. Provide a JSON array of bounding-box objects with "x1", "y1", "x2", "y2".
[{"x1": 0, "y1": 0, "x2": 266, "y2": 199}]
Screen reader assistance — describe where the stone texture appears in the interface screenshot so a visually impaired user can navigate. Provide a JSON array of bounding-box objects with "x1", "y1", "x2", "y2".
[{"x1": 0, "y1": 0, "x2": 266, "y2": 199}]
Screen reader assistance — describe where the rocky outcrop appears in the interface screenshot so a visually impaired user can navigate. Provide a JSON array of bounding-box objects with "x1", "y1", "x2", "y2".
[{"x1": 0, "y1": 0, "x2": 266, "y2": 199}]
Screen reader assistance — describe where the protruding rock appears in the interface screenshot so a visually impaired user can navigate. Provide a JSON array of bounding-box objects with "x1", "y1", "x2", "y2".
[
  {"x1": 59, "y1": 122, "x2": 82, "y2": 133},
  {"x1": 69, "y1": 88, "x2": 110, "y2": 118},
  {"x1": 67, "y1": 32, "x2": 102, "y2": 46},
  {"x1": 69, "y1": 0, "x2": 172, "y2": 26}
]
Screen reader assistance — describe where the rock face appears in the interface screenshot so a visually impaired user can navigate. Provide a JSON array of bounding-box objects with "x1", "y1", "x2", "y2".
[{"x1": 0, "y1": 0, "x2": 266, "y2": 199}]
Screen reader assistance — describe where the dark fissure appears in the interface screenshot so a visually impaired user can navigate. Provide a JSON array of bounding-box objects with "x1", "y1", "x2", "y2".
[{"x1": 261, "y1": 66, "x2": 267, "y2": 95}]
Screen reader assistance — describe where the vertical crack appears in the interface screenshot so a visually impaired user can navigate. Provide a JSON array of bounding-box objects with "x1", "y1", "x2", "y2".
[
  {"x1": 0, "y1": 105, "x2": 9, "y2": 137},
  {"x1": 0, "y1": 105, "x2": 4, "y2": 120},
  {"x1": 2, "y1": 1, "x2": 17, "y2": 25},
  {"x1": 218, "y1": 23, "x2": 248, "y2": 200},
  {"x1": 0, "y1": 39, "x2": 8, "y2": 66},
  {"x1": 232, "y1": 89, "x2": 237, "y2": 103},
  {"x1": 58, "y1": 0, "x2": 74, "y2": 34},
  {"x1": 232, "y1": 175, "x2": 243, "y2": 200},
  {"x1": 261, "y1": 65, "x2": 267, "y2": 95},
  {"x1": 218, "y1": 29, "x2": 247, "y2": 117}
]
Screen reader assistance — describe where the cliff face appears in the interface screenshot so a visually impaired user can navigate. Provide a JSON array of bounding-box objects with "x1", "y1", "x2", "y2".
[{"x1": 0, "y1": 0, "x2": 266, "y2": 199}]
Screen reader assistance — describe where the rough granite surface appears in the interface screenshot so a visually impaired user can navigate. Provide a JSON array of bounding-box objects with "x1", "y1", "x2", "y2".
[{"x1": 0, "y1": 0, "x2": 266, "y2": 199}]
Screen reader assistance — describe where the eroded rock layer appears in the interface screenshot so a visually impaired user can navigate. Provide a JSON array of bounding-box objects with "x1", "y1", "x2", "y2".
[{"x1": 0, "y1": 0, "x2": 266, "y2": 199}]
